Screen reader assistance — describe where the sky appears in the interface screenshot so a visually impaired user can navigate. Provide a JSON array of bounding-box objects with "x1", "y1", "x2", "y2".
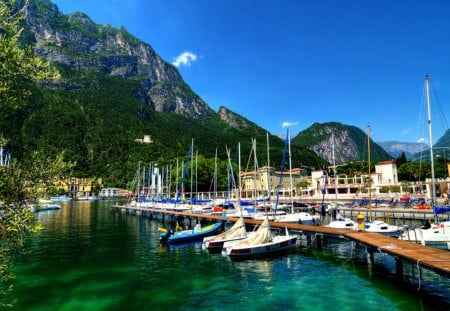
[{"x1": 50, "y1": 0, "x2": 450, "y2": 144}]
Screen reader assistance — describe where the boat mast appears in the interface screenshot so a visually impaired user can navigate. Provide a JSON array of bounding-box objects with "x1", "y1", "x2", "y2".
[
  {"x1": 274, "y1": 128, "x2": 289, "y2": 215},
  {"x1": 266, "y1": 132, "x2": 271, "y2": 203},
  {"x1": 332, "y1": 133, "x2": 338, "y2": 206},
  {"x1": 252, "y1": 138, "x2": 259, "y2": 202},
  {"x1": 190, "y1": 139, "x2": 194, "y2": 202},
  {"x1": 425, "y1": 75, "x2": 436, "y2": 203},
  {"x1": 368, "y1": 125, "x2": 372, "y2": 221},
  {"x1": 238, "y1": 142, "x2": 244, "y2": 218},
  {"x1": 214, "y1": 148, "x2": 218, "y2": 199},
  {"x1": 287, "y1": 127, "x2": 294, "y2": 213},
  {"x1": 195, "y1": 150, "x2": 198, "y2": 197}
]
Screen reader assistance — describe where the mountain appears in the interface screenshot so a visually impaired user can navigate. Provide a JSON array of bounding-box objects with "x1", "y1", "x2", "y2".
[
  {"x1": 410, "y1": 129, "x2": 450, "y2": 161},
  {"x1": 25, "y1": 0, "x2": 212, "y2": 118},
  {"x1": 1, "y1": 0, "x2": 326, "y2": 188},
  {"x1": 435, "y1": 129, "x2": 450, "y2": 149},
  {"x1": 291, "y1": 122, "x2": 392, "y2": 165},
  {"x1": 377, "y1": 141, "x2": 428, "y2": 159}
]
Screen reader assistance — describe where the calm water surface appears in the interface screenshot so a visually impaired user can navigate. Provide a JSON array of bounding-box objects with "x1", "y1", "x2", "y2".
[{"x1": 10, "y1": 201, "x2": 450, "y2": 310}]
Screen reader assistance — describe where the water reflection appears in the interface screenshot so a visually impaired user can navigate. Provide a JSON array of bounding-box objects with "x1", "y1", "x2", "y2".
[{"x1": 9, "y1": 201, "x2": 450, "y2": 310}]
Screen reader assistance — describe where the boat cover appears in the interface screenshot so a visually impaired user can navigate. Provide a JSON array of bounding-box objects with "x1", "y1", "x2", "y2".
[
  {"x1": 433, "y1": 205, "x2": 450, "y2": 214},
  {"x1": 235, "y1": 218, "x2": 273, "y2": 246},
  {"x1": 208, "y1": 217, "x2": 247, "y2": 241}
]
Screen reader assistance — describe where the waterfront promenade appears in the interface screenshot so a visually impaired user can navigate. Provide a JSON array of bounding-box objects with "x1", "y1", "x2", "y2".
[{"x1": 111, "y1": 204, "x2": 450, "y2": 278}]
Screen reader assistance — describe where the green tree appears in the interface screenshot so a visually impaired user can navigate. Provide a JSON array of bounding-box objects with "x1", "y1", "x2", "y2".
[
  {"x1": 397, "y1": 162, "x2": 427, "y2": 181},
  {"x1": 0, "y1": 0, "x2": 62, "y2": 307},
  {"x1": 0, "y1": 0, "x2": 56, "y2": 112},
  {"x1": 395, "y1": 152, "x2": 407, "y2": 167},
  {"x1": 0, "y1": 150, "x2": 75, "y2": 307}
]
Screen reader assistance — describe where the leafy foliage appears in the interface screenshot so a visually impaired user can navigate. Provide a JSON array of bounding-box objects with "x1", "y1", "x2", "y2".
[
  {"x1": 1, "y1": 59, "x2": 326, "y2": 189},
  {"x1": 0, "y1": 1, "x2": 74, "y2": 306},
  {"x1": 0, "y1": 0, "x2": 57, "y2": 112}
]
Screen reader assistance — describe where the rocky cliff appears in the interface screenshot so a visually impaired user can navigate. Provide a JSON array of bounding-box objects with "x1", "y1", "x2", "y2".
[
  {"x1": 25, "y1": 0, "x2": 213, "y2": 117},
  {"x1": 291, "y1": 122, "x2": 392, "y2": 164}
]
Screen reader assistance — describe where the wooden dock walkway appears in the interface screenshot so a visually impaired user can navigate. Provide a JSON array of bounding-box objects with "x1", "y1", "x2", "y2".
[{"x1": 111, "y1": 204, "x2": 450, "y2": 277}]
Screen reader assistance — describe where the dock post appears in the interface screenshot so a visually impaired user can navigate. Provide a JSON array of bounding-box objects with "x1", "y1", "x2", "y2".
[
  {"x1": 306, "y1": 234, "x2": 312, "y2": 247},
  {"x1": 221, "y1": 211, "x2": 227, "y2": 231},
  {"x1": 395, "y1": 257, "x2": 403, "y2": 276},
  {"x1": 316, "y1": 235, "x2": 322, "y2": 249},
  {"x1": 367, "y1": 248, "x2": 375, "y2": 264}
]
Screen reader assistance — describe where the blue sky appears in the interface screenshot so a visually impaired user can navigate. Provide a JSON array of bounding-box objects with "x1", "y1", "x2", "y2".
[{"x1": 51, "y1": 0, "x2": 450, "y2": 144}]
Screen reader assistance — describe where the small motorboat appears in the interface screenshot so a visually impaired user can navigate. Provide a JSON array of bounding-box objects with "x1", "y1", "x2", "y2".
[
  {"x1": 364, "y1": 220, "x2": 405, "y2": 237},
  {"x1": 160, "y1": 222, "x2": 223, "y2": 245}
]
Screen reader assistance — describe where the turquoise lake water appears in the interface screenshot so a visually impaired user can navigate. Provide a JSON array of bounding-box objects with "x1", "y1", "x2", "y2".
[{"x1": 9, "y1": 201, "x2": 450, "y2": 310}]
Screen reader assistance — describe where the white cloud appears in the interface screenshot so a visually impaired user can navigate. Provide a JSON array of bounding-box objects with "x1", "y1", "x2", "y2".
[
  {"x1": 172, "y1": 51, "x2": 197, "y2": 67},
  {"x1": 282, "y1": 121, "x2": 298, "y2": 128},
  {"x1": 417, "y1": 137, "x2": 427, "y2": 144}
]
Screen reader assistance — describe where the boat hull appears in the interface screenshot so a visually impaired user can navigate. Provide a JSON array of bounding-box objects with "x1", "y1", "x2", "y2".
[
  {"x1": 225, "y1": 236, "x2": 298, "y2": 260},
  {"x1": 399, "y1": 221, "x2": 450, "y2": 250},
  {"x1": 203, "y1": 235, "x2": 249, "y2": 254},
  {"x1": 161, "y1": 222, "x2": 223, "y2": 245}
]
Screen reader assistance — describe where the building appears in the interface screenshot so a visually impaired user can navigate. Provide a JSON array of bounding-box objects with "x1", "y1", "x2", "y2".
[
  {"x1": 306, "y1": 160, "x2": 401, "y2": 200},
  {"x1": 375, "y1": 160, "x2": 398, "y2": 185},
  {"x1": 241, "y1": 166, "x2": 308, "y2": 199},
  {"x1": 99, "y1": 188, "x2": 132, "y2": 198}
]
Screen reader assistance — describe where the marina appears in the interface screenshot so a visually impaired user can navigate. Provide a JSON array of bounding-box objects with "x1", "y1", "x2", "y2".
[
  {"x1": 10, "y1": 201, "x2": 450, "y2": 310},
  {"x1": 111, "y1": 204, "x2": 450, "y2": 278}
]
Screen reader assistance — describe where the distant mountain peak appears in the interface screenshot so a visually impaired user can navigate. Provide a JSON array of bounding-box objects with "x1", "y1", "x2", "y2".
[
  {"x1": 377, "y1": 141, "x2": 428, "y2": 159},
  {"x1": 292, "y1": 122, "x2": 391, "y2": 164}
]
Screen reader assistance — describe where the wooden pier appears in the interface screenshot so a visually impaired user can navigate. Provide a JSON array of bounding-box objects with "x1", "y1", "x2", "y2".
[{"x1": 111, "y1": 204, "x2": 450, "y2": 278}]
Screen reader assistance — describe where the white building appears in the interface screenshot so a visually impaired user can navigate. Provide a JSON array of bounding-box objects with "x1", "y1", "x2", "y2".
[{"x1": 306, "y1": 160, "x2": 400, "y2": 199}]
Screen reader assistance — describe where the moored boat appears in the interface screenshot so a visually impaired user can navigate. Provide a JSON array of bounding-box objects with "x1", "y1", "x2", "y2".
[
  {"x1": 223, "y1": 218, "x2": 297, "y2": 260},
  {"x1": 49, "y1": 195, "x2": 71, "y2": 202},
  {"x1": 364, "y1": 220, "x2": 405, "y2": 237},
  {"x1": 399, "y1": 206, "x2": 450, "y2": 250},
  {"x1": 160, "y1": 222, "x2": 223, "y2": 245},
  {"x1": 398, "y1": 76, "x2": 450, "y2": 251},
  {"x1": 34, "y1": 204, "x2": 61, "y2": 212},
  {"x1": 202, "y1": 217, "x2": 249, "y2": 253},
  {"x1": 326, "y1": 214, "x2": 357, "y2": 230}
]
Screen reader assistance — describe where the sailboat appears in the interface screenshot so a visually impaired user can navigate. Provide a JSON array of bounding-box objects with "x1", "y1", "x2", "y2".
[
  {"x1": 399, "y1": 75, "x2": 450, "y2": 249},
  {"x1": 363, "y1": 126, "x2": 405, "y2": 237},
  {"x1": 268, "y1": 128, "x2": 319, "y2": 225},
  {"x1": 325, "y1": 129, "x2": 404, "y2": 235},
  {"x1": 223, "y1": 217, "x2": 297, "y2": 259},
  {"x1": 159, "y1": 140, "x2": 223, "y2": 245},
  {"x1": 223, "y1": 129, "x2": 298, "y2": 259},
  {"x1": 202, "y1": 143, "x2": 252, "y2": 253},
  {"x1": 326, "y1": 134, "x2": 358, "y2": 229}
]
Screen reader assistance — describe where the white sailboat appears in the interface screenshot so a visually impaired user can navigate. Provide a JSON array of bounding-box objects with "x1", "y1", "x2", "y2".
[
  {"x1": 272, "y1": 127, "x2": 319, "y2": 225},
  {"x1": 224, "y1": 129, "x2": 298, "y2": 259},
  {"x1": 224, "y1": 217, "x2": 297, "y2": 259},
  {"x1": 399, "y1": 75, "x2": 450, "y2": 249},
  {"x1": 202, "y1": 143, "x2": 252, "y2": 253},
  {"x1": 326, "y1": 134, "x2": 358, "y2": 229},
  {"x1": 363, "y1": 126, "x2": 404, "y2": 237}
]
